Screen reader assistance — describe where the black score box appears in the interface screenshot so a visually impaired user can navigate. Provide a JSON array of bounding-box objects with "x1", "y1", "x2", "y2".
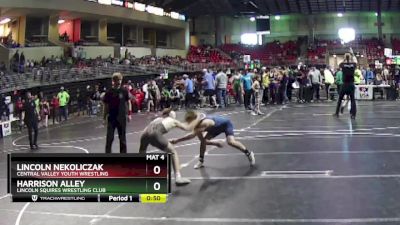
[
  {"x1": 12, "y1": 194, "x2": 99, "y2": 202},
  {"x1": 100, "y1": 194, "x2": 140, "y2": 202},
  {"x1": 11, "y1": 194, "x2": 168, "y2": 203}
]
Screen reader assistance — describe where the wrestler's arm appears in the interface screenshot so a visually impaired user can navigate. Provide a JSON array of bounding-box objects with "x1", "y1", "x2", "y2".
[{"x1": 172, "y1": 122, "x2": 207, "y2": 143}]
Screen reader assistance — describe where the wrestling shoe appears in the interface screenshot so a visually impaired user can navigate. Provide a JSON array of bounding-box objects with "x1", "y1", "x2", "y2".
[
  {"x1": 175, "y1": 177, "x2": 191, "y2": 185},
  {"x1": 194, "y1": 161, "x2": 204, "y2": 169},
  {"x1": 247, "y1": 151, "x2": 255, "y2": 166},
  {"x1": 251, "y1": 112, "x2": 258, "y2": 116},
  {"x1": 340, "y1": 106, "x2": 344, "y2": 114}
]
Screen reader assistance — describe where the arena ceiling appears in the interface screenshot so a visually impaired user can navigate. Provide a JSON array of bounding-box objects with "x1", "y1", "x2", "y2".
[{"x1": 136, "y1": 0, "x2": 400, "y2": 17}]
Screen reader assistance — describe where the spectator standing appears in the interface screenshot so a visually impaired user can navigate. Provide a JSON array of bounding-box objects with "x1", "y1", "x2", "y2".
[
  {"x1": 103, "y1": 73, "x2": 132, "y2": 153},
  {"x1": 334, "y1": 53, "x2": 357, "y2": 119},
  {"x1": 354, "y1": 67, "x2": 362, "y2": 85},
  {"x1": 91, "y1": 85, "x2": 101, "y2": 115},
  {"x1": 203, "y1": 69, "x2": 217, "y2": 107},
  {"x1": 15, "y1": 96, "x2": 24, "y2": 131},
  {"x1": 85, "y1": 85, "x2": 93, "y2": 116},
  {"x1": 269, "y1": 69, "x2": 277, "y2": 104},
  {"x1": 286, "y1": 68, "x2": 296, "y2": 102},
  {"x1": 50, "y1": 94, "x2": 59, "y2": 125},
  {"x1": 57, "y1": 86, "x2": 70, "y2": 122},
  {"x1": 366, "y1": 67, "x2": 375, "y2": 84},
  {"x1": 215, "y1": 69, "x2": 228, "y2": 108},
  {"x1": 335, "y1": 68, "x2": 343, "y2": 95},
  {"x1": 241, "y1": 70, "x2": 253, "y2": 110},
  {"x1": 160, "y1": 86, "x2": 171, "y2": 109},
  {"x1": 261, "y1": 69, "x2": 270, "y2": 104},
  {"x1": 76, "y1": 88, "x2": 85, "y2": 116},
  {"x1": 278, "y1": 71, "x2": 288, "y2": 104},
  {"x1": 22, "y1": 91, "x2": 39, "y2": 150},
  {"x1": 142, "y1": 80, "x2": 149, "y2": 110},
  {"x1": 251, "y1": 75, "x2": 264, "y2": 115},
  {"x1": 324, "y1": 67, "x2": 335, "y2": 101},
  {"x1": 170, "y1": 86, "x2": 180, "y2": 109},
  {"x1": 233, "y1": 71, "x2": 243, "y2": 105},
  {"x1": 308, "y1": 67, "x2": 322, "y2": 102},
  {"x1": 40, "y1": 97, "x2": 50, "y2": 128},
  {"x1": 147, "y1": 81, "x2": 157, "y2": 112},
  {"x1": 19, "y1": 52, "x2": 25, "y2": 73},
  {"x1": 132, "y1": 87, "x2": 144, "y2": 113},
  {"x1": 183, "y1": 74, "x2": 195, "y2": 108}
]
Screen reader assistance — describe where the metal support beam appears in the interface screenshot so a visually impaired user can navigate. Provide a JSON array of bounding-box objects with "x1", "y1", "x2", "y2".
[
  {"x1": 369, "y1": 0, "x2": 372, "y2": 11},
  {"x1": 334, "y1": 0, "x2": 337, "y2": 12},
  {"x1": 255, "y1": 0, "x2": 270, "y2": 14},
  {"x1": 325, "y1": 0, "x2": 329, "y2": 12},
  {"x1": 306, "y1": 0, "x2": 312, "y2": 14},
  {"x1": 295, "y1": 0, "x2": 301, "y2": 13},
  {"x1": 274, "y1": 0, "x2": 281, "y2": 13},
  {"x1": 377, "y1": 0, "x2": 383, "y2": 41},
  {"x1": 285, "y1": 0, "x2": 291, "y2": 13}
]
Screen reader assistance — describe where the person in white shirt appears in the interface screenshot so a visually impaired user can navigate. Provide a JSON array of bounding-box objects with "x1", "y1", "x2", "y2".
[
  {"x1": 232, "y1": 71, "x2": 243, "y2": 105},
  {"x1": 251, "y1": 75, "x2": 264, "y2": 115},
  {"x1": 169, "y1": 86, "x2": 180, "y2": 109},
  {"x1": 308, "y1": 67, "x2": 322, "y2": 102},
  {"x1": 142, "y1": 80, "x2": 149, "y2": 110},
  {"x1": 324, "y1": 67, "x2": 335, "y2": 101},
  {"x1": 215, "y1": 69, "x2": 228, "y2": 108},
  {"x1": 383, "y1": 66, "x2": 390, "y2": 82}
]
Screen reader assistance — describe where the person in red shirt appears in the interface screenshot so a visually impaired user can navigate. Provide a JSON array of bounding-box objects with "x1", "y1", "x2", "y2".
[
  {"x1": 130, "y1": 87, "x2": 144, "y2": 113},
  {"x1": 50, "y1": 94, "x2": 59, "y2": 125}
]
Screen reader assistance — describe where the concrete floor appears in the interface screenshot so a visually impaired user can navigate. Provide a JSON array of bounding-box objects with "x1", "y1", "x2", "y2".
[{"x1": 1, "y1": 101, "x2": 400, "y2": 225}]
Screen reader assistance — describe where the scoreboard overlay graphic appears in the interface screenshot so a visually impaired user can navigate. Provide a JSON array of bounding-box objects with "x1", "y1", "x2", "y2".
[{"x1": 7, "y1": 153, "x2": 171, "y2": 203}]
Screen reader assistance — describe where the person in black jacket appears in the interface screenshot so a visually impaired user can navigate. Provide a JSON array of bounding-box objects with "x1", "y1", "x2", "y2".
[
  {"x1": 103, "y1": 73, "x2": 132, "y2": 153},
  {"x1": 22, "y1": 91, "x2": 39, "y2": 150},
  {"x1": 334, "y1": 52, "x2": 357, "y2": 119}
]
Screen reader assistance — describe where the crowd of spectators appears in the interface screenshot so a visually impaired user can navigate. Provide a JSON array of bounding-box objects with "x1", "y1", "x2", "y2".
[{"x1": 2, "y1": 59, "x2": 400, "y2": 137}]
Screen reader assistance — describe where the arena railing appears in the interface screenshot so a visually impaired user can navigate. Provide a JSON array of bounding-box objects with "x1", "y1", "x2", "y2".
[{"x1": 1, "y1": 62, "x2": 228, "y2": 94}]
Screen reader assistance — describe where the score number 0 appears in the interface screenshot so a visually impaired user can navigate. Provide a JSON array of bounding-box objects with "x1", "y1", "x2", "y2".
[{"x1": 153, "y1": 165, "x2": 161, "y2": 191}]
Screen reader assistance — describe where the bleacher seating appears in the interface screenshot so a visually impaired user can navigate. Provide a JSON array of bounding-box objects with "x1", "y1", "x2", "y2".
[
  {"x1": 0, "y1": 72, "x2": 29, "y2": 91},
  {"x1": 187, "y1": 45, "x2": 231, "y2": 63},
  {"x1": 220, "y1": 41, "x2": 299, "y2": 65},
  {"x1": 362, "y1": 38, "x2": 384, "y2": 62},
  {"x1": 309, "y1": 38, "x2": 385, "y2": 64},
  {"x1": 392, "y1": 38, "x2": 400, "y2": 55}
]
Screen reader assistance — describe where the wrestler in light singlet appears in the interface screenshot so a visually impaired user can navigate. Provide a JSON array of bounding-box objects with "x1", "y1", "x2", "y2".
[{"x1": 139, "y1": 108, "x2": 191, "y2": 185}]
